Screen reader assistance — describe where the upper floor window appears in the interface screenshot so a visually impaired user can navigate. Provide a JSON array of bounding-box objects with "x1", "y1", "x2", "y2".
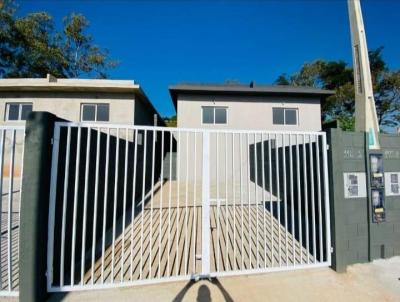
[
  {"x1": 273, "y1": 108, "x2": 298, "y2": 125},
  {"x1": 81, "y1": 103, "x2": 109, "y2": 122},
  {"x1": 5, "y1": 103, "x2": 33, "y2": 121},
  {"x1": 202, "y1": 106, "x2": 227, "y2": 124}
]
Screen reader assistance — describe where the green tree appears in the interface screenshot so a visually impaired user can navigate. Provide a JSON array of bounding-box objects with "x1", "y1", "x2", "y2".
[
  {"x1": 0, "y1": 0, "x2": 117, "y2": 78},
  {"x1": 275, "y1": 48, "x2": 400, "y2": 132},
  {"x1": 164, "y1": 115, "x2": 177, "y2": 127}
]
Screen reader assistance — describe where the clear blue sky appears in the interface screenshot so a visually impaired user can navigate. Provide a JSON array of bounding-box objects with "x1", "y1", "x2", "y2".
[{"x1": 18, "y1": 0, "x2": 400, "y2": 117}]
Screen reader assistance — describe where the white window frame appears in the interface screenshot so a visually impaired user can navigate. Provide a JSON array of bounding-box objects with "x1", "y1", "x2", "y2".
[
  {"x1": 80, "y1": 103, "x2": 110, "y2": 122},
  {"x1": 272, "y1": 107, "x2": 299, "y2": 126},
  {"x1": 201, "y1": 106, "x2": 228, "y2": 125},
  {"x1": 5, "y1": 102, "x2": 33, "y2": 121}
]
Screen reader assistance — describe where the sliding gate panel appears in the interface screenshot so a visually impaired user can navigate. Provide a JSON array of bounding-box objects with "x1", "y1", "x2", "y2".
[
  {"x1": 208, "y1": 130, "x2": 331, "y2": 277},
  {"x1": 47, "y1": 124, "x2": 331, "y2": 292},
  {"x1": 0, "y1": 126, "x2": 25, "y2": 297},
  {"x1": 47, "y1": 123, "x2": 204, "y2": 291}
]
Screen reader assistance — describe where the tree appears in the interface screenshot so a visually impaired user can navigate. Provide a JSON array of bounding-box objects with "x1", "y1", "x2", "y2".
[
  {"x1": 0, "y1": 0, "x2": 117, "y2": 78},
  {"x1": 164, "y1": 115, "x2": 177, "y2": 127},
  {"x1": 275, "y1": 48, "x2": 400, "y2": 132}
]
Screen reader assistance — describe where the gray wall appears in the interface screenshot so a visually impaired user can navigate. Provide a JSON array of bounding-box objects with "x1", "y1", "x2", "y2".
[
  {"x1": 327, "y1": 128, "x2": 400, "y2": 272},
  {"x1": 369, "y1": 134, "x2": 400, "y2": 259}
]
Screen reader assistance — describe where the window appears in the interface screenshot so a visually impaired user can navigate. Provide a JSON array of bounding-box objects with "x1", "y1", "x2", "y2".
[
  {"x1": 81, "y1": 104, "x2": 109, "y2": 122},
  {"x1": 273, "y1": 108, "x2": 298, "y2": 125},
  {"x1": 5, "y1": 103, "x2": 33, "y2": 121},
  {"x1": 202, "y1": 106, "x2": 227, "y2": 124}
]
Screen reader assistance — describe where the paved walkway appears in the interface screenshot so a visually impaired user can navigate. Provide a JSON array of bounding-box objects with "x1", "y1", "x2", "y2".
[
  {"x1": 81, "y1": 205, "x2": 313, "y2": 287},
  {"x1": 45, "y1": 256, "x2": 400, "y2": 302}
]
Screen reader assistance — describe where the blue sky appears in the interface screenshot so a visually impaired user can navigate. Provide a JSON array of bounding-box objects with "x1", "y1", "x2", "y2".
[{"x1": 18, "y1": 0, "x2": 400, "y2": 117}]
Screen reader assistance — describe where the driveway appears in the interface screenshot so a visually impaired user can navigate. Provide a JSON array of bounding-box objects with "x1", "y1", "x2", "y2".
[{"x1": 44, "y1": 256, "x2": 400, "y2": 302}]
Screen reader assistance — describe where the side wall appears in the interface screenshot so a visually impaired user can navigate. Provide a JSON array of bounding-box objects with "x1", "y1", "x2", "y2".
[
  {"x1": 370, "y1": 134, "x2": 400, "y2": 259},
  {"x1": 327, "y1": 128, "x2": 400, "y2": 272},
  {"x1": 134, "y1": 95, "x2": 158, "y2": 126},
  {"x1": 177, "y1": 94, "x2": 322, "y2": 131}
]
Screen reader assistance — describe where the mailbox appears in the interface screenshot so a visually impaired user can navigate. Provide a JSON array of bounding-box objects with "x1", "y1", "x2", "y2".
[{"x1": 370, "y1": 154, "x2": 385, "y2": 223}]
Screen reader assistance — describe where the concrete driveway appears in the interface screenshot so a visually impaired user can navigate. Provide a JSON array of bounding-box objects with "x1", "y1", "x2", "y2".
[{"x1": 43, "y1": 256, "x2": 400, "y2": 302}]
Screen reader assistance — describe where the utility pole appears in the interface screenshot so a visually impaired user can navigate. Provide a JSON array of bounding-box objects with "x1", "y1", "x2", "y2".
[{"x1": 348, "y1": 0, "x2": 380, "y2": 149}]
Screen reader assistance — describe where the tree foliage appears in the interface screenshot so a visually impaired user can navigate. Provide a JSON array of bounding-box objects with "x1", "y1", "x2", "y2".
[
  {"x1": 0, "y1": 0, "x2": 117, "y2": 78},
  {"x1": 164, "y1": 115, "x2": 177, "y2": 127},
  {"x1": 275, "y1": 48, "x2": 400, "y2": 132}
]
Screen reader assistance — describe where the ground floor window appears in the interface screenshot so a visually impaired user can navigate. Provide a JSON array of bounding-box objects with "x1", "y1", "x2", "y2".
[
  {"x1": 202, "y1": 106, "x2": 227, "y2": 124},
  {"x1": 272, "y1": 108, "x2": 298, "y2": 125},
  {"x1": 81, "y1": 103, "x2": 110, "y2": 122},
  {"x1": 5, "y1": 102, "x2": 33, "y2": 121}
]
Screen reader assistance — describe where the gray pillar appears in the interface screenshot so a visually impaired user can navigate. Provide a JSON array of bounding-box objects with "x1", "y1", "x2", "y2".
[{"x1": 19, "y1": 112, "x2": 59, "y2": 302}]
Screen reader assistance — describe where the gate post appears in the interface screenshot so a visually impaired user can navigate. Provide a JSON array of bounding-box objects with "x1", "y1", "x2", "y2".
[
  {"x1": 201, "y1": 132, "x2": 210, "y2": 276},
  {"x1": 19, "y1": 112, "x2": 60, "y2": 302}
]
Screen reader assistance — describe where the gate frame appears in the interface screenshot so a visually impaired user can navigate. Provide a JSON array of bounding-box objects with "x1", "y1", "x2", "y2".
[
  {"x1": 46, "y1": 122, "x2": 332, "y2": 292},
  {"x1": 0, "y1": 125, "x2": 26, "y2": 298}
]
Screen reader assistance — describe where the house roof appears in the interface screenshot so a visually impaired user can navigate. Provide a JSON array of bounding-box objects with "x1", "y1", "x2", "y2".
[
  {"x1": 0, "y1": 74, "x2": 140, "y2": 93},
  {"x1": 169, "y1": 82, "x2": 335, "y2": 109},
  {"x1": 0, "y1": 74, "x2": 164, "y2": 125}
]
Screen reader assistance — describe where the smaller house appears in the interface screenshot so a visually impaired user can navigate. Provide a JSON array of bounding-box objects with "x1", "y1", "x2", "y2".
[
  {"x1": 0, "y1": 75, "x2": 163, "y2": 177},
  {"x1": 169, "y1": 82, "x2": 334, "y2": 131},
  {"x1": 0, "y1": 74, "x2": 162, "y2": 126}
]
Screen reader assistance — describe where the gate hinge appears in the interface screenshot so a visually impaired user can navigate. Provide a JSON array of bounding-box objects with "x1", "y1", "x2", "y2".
[
  {"x1": 326, "y1": 144, "x2": 330, "y2": 151},
  {"x1": 51, "y1": 138, "x2": 54, "y2": 145},
  {"x1": 330, "y1": 246, "x2": 334, "y2": 253}
]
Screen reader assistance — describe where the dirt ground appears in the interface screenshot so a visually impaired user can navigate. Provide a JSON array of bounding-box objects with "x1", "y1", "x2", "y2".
[
  {"x1": 2, "y1": 257, "x2": 399, "y2": 302},
  {"x1": 44, "y1": 256, "x2": 400, "y2": 302}
]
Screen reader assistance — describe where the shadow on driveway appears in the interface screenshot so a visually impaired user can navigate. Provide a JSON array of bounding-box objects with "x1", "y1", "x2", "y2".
[{"x1": 172, "y1": 278, "x2": 234, "y2": 302}]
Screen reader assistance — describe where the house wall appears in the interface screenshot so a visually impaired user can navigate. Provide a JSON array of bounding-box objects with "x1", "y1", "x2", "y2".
[
  {"x1": 0, "y1": 91, "x2": 136, "y2": 125},
  {"x1": 177, "y1": 94, "x2": 322, "y2": 131},
  {"x1": 134, "y1": 95, "x2": 157, "y2": 126},
  {"x1": 0, "y1": 91, "x2": 137, "y2": 177}
]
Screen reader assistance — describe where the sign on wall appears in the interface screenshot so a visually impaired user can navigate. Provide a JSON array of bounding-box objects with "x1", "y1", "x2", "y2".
[
  {"x1": 343, "y1": 172, "x2": 367, "y2": 198},
  {"x1": 385, "y1": 172, "x2": 400, "y2": 196}
]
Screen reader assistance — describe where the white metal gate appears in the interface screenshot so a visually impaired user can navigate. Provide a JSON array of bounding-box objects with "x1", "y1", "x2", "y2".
[
  {"x1": 0, "y1": 126, "x2": 25, "y2": 297},
  {"x1": 47, "y1": 123, "x2": 330, "y2": 292}
]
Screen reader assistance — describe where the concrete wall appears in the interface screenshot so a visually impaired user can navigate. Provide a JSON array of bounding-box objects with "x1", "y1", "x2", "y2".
[
  {"x1": 0, "y1": 91, "x2": 136, "y2": 125},
  {"x1": 177, "y1": 94, "x2": 322, "y2": 131},
  {"x1": 369, "y1": 134, "x2": 400, "y2": 260},
  {"x1": 327, "y1": 128, "x2": 400, "y2": 272}
]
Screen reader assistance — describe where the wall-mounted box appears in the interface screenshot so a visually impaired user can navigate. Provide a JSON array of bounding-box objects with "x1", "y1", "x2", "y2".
[
  {"x1": 370, "y1": 154, "x2": 384, "y2": 187},
  {"x1": 372, "y1": 188, "x2": 385, "y2": 223},
  {"x1": 343, "y1": 172, "x2": 367, "y2": 198}
]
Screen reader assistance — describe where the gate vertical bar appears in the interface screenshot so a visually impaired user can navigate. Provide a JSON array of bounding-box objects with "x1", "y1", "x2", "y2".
[
  {"x1": 80, "y1": 127, "x2": 91, "y2": 284},
  {"x1": 7, "y1": 130, "x2": 16, "y2": 291},
  {"x1": 0, "y1": 130, "x2": 4, "y2": 290},
  {"x1": 322, "y1": 134, "x2": 331, "y2": 265},
  {"x1": 91, "y1": 129, "x2": 101, "y2": 284},
  {"x1": 70, "y1": 126, "x2": 81, "y2": 286},
  {"x1": 59, "y1": 127, "x2": 71, "y2": 287},
  {"x1": 47, "y1": 124, "x2": 61, "y2": 290},
  {"x1": 201, "y1": 132, "x2": 210, "y2": 276}
]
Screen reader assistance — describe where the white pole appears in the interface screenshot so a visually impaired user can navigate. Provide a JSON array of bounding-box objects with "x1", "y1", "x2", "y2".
[{"x1": 348, "y1": 0, "x2": 380, "y2": 149}]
